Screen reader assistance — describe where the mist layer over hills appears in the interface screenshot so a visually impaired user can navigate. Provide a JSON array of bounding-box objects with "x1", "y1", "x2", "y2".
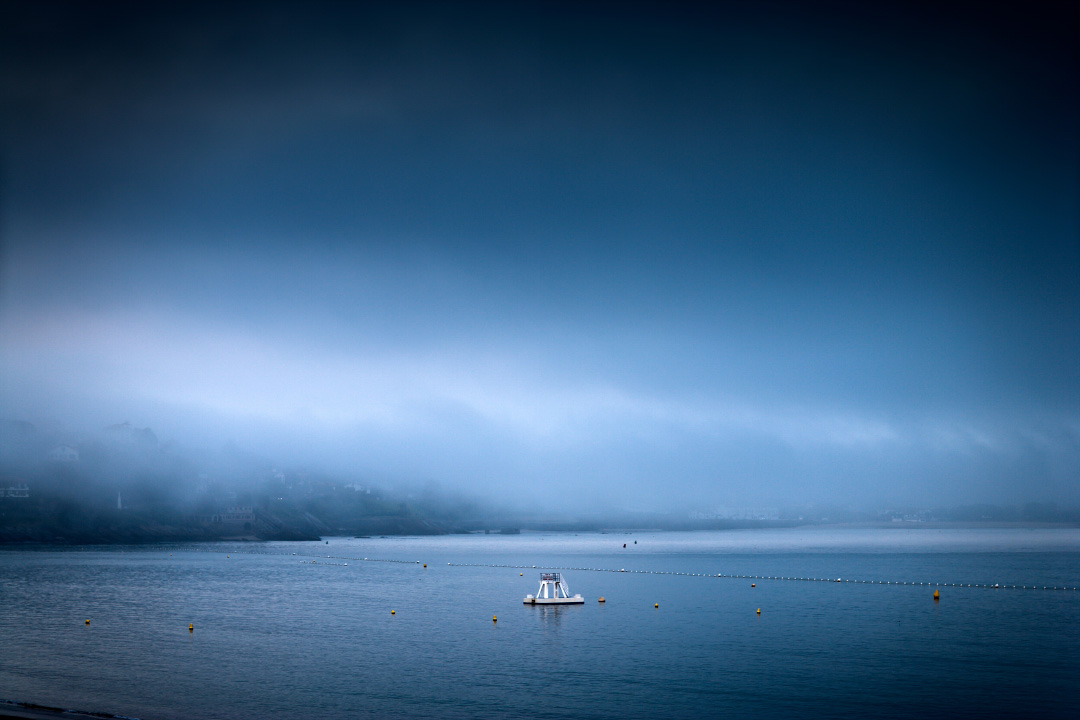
[
  {"x1": 2, "y1": 418, "x2": 1075, "y2": 544},
  {"x1": 0, "y1": 419, "x2": 492, "y2": 541}
]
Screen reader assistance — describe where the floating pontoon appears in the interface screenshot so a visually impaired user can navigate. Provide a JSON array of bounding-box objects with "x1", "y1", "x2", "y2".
[{"x1": 524, "y1": 572, "x2": 584, "y2": 604}]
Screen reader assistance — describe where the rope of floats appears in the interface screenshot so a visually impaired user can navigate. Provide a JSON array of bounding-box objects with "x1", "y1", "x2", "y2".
[
  {"x1": 108, "y1": 545, "x2": 1080, "y2": 592},
  {"x1": 444, "y1": 562, "x2": 1079, "y2": 591}
]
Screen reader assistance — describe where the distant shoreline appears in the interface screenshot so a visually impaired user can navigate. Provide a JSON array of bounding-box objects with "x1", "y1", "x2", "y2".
[
  {"x1": 796, "y1": 520, "x2": 1080, "y2": 530},
  {"x1": 0, "y1": 699, "x2": 140, "y2": 720},
  {"x1": 2, "y1": 520, "x2": 1077, "y2": 547}
]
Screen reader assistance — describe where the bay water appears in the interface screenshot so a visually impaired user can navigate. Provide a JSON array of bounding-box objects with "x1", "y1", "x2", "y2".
[{"x1": 1, "y1": 527, "x2": 1078, "y2": 719}]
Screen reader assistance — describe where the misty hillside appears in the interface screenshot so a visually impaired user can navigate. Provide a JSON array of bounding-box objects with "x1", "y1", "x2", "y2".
[
  {"x1": 3, "y1": 418, "x2": 1076, "y2": 544},
  {"x1": 0, "y1": 419, "x2": 496, "y2": 542}
]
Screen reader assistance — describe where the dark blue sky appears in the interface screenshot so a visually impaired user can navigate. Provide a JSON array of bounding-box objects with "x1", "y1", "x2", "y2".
[{"x1": 1, "y1": 1, "x2": 1077, "y2": 511}]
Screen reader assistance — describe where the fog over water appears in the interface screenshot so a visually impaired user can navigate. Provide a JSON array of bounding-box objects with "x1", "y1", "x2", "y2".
[{"x1": 1, "y1": 2, "x2": 1077, "y2": 516}]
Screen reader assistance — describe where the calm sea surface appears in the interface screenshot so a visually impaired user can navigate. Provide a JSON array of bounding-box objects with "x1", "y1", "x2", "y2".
[{"x1": 1, "y1": 528, "x2": 1078, "y2": 719}]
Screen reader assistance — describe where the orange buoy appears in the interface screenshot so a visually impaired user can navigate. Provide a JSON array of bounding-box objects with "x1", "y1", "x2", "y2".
[{"x1": 598, "y1": 597, "x2": 606, "y2": 603}]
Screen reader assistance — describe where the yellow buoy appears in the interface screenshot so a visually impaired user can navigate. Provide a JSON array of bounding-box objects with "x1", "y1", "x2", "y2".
[
  {"x1": 934, "y1": 590, "x2": 940, "y2": 600},
  {"x1": 423, "y1": 564, "x2": 427, "y2": 568},
  {"x1": 189, "y1": 624, "x2": 193, "y2": 632},
  {"x1": 598, "y1": 597, "x2": 606, "y2": 603},
  {"x1": 85, "y1": 619, "x2": 90, "y2": 625},
  {"x1": 493, "y1": 615, "x2": 497, "y2": 623},
  {"x1": 654, "y1": 603, "x2": 659, "y2": 608},
  {"x1": 520, "y1": 573, "x2": 523, "y2": 576},
  {"x1": 751, "y1": 583, "x2": 756, "y2": 588},
  {"x1": 756, "y1": 608, "x2": 761, "y2": 615},
  {"x1": 391, "y1": 610, "x2": 396, "y2": 615}
]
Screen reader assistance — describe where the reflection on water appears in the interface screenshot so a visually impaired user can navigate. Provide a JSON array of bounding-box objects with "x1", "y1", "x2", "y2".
[{"x1": 528, "y1": 602, "x2": 584, "y2": 627}]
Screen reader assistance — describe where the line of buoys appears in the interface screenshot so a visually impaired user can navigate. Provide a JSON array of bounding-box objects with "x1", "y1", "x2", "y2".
[
  {"x1": 439, "y1": 562, "x2": 1078, "y2": 591},
  {"x1": 153, "y1": 547, "x2": 1079, "y2": 592}
]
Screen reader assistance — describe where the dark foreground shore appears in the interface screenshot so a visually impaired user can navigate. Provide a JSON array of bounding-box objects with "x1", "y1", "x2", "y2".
[{"x1": 0, "y1": 701, "x2": 139, "y2": 720}]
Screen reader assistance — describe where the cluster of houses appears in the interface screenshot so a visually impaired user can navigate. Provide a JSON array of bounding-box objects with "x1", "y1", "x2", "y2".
[
  {"x1": 688, "y1": 507, "x2": 781, "y2": 521},
  {"x1": 2, "y1": 482, "x2": 30, "y2": 499},
  {"x1": 200, "y1": 506, "x2": 256, "y2": 525},
  {"x1": 193, "y1": 506, "x2": 264, "y2": 536}
]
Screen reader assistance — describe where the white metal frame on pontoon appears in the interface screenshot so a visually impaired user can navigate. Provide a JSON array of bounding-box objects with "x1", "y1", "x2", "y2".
[{"x1": 524, "y1": 572, "x2": 585, "y2": 604}]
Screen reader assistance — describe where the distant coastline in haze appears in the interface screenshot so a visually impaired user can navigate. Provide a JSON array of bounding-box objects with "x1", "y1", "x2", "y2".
[{"x1": 2, "y1": 417, "x2": 1076, "y2": 544}]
